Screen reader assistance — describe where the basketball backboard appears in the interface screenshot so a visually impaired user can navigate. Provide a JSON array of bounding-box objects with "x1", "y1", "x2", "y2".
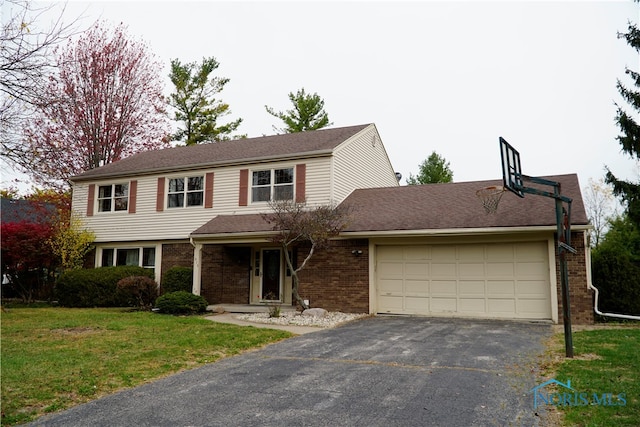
[{"x1": 499, "y1": 137, "x2": 524, "y2": 198}]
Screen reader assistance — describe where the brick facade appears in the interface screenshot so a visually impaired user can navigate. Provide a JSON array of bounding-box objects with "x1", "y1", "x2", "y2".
[
  {"x1": 200, "y1": 246, "x2": 251, "y2": 305},
  {"x1": 297, "y1": 239, "x2": 370, "y2": 313},
  {"x1": 159, "y1": 243, "x2": 194, "y2": 289},
  {"x1": 194, "y1": 234, "x2": 594, "y2": 323},
  {"x1": 555, "y1": 231, "x2": 593, "y2": 325}
]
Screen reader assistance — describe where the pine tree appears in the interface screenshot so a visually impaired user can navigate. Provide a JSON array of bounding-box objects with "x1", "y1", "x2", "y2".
[
  {"x1": 606, "y1": 20, "x2": 640, "y2": 224},
  {"x1": 265, "y1": 88, "x2": 332, "y2": 133},
  {"x1": 168, "y1": 57, "x2": 243, "y2": 145}
]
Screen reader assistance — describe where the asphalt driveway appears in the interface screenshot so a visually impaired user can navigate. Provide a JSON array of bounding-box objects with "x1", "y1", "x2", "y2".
[{"x1": 29, "y1": 316, "x2": 553, "y2": 426}]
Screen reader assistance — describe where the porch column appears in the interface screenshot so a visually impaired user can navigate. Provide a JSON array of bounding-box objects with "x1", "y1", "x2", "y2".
[{"x1": 192, "y1": 243, "x2": 203, "y2": 296}]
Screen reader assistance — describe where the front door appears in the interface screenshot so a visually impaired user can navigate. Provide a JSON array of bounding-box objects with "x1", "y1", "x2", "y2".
[{"x1": 261, "y1": 249, "x2": 282, "y2": 301}]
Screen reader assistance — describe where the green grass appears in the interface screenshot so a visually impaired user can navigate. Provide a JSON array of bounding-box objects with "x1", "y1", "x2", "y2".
[
  {"x1": 545, "y1": 325, "x2": 640, "y2": 427},
  {"x1": 1, "y1": 306, "x2": 292, "y2": 426}
]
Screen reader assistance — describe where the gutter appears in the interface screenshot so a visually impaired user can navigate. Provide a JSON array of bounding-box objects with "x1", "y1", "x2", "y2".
[{"x1": 342, "y1": 224, "x2": 591, "y2": 238}]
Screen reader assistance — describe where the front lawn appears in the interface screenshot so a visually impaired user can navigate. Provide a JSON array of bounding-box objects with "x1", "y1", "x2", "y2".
[
  {"x1": 543, "y1": 325, "x2": 640, "y2": 427},
  {"x1": 0, "y1": 306, "x2": 292, "y2": 426}
]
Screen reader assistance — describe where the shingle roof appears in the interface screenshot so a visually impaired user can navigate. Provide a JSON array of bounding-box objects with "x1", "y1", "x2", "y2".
[
  {"x1": 0, "y1": 198, "x2": 57, "y2": 224},
  {"x1": 191, "y1": 174, "x2": 589, "y2": 237},
  {"x1": 342, "y1": 174, "x2": 588, "y2": 232},
  {"x1": 70, "y1": 124, "x2": 371, "y2": 181}
]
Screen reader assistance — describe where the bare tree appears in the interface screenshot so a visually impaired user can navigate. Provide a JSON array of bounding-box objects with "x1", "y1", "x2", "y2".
[
  {"x1": 1, "y1": 0, "x2": 80, "y2": 166},
  {"x1": 583, "y1": 177, "x2": 618, "y2": 247},
  {"x1": 261, "y1": 200, "x2": 352, "y2": 309}
]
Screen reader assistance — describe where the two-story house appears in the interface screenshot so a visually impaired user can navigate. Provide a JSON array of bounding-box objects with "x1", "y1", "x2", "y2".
[{"x1": 70, "y1": 123, "x2": 594, "y2": 324}]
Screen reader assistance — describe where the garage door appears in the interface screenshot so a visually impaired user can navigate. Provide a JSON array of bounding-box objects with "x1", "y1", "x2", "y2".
[{"x1": 376, "y1": 242, "x2": 551, "y2": 320}]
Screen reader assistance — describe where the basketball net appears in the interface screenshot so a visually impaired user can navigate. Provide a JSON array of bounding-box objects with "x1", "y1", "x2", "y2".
[{"x1": 476, "y1": 186, "x2": 505, "y2": 214}]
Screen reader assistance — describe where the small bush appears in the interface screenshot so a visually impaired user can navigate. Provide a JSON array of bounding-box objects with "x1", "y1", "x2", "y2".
[
  {"x1": 263, "y1": 291, "x2": 281, "y2": 318},
  {"x1": 161, "y1": 267, "x2": 193, "y2": 293},
  {"x1": 116, "y1": 276, "x2": 159, "y2": 310},
  {"x1": 268, "y1": 305, "x2": 281, "y2": 318},
  {"x1": 56, "y1": 266, "x2": 153, "y2": 307},
  {"x1": 155, "y1": 291, "x2": 207, "y2": 315}
]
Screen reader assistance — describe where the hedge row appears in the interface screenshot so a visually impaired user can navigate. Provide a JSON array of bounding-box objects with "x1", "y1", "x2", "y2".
[
  {"x1": 55, "y1": 266, "x2": 206, "y2": 314},
  {"x1": 56, "y1": 266, "x2": 154, "y2": 307}
]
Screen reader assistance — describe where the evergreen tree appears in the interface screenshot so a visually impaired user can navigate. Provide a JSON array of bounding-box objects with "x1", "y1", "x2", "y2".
[
  {"x1": 406, "y1": 151, "x2": 454, "y2": 184},
  {"x1": 606, "y1": 19, "x2": 640, "y2": 224},
  {"x1": 265, "y1": 88, "x2": 332, "y2": 133},
  {"x1": 168, "y1": 57, "x2": 243, "y2": 145}
]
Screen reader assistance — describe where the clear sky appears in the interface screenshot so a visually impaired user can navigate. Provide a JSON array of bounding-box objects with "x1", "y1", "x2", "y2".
[{"x1": 3, "y1": 0, "x2": 639, "y2": 191}]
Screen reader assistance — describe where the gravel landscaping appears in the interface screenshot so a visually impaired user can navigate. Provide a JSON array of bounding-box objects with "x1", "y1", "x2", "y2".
[{"x1": 236, "y1": 311, "x2": 369, "y2": 328}]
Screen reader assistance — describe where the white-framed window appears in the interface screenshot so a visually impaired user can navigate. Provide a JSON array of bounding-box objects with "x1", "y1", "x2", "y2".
[
  {"x1": 100, "y1": 247, "x2": 156, "y2": 270},
  {"x1": 168, "y1": 176, "x2": 203, "y2": 208},
  {"x1": 251, "y1": 168, "x2": 293, "y2": 203},
  {"x1": 98, "y1": 183, "x2": 129, "y2": 212}
]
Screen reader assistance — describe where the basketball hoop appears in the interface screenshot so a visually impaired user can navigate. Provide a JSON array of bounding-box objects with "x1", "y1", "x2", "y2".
[{"x1": 476, "y1": 185, "x2": 505, "y2": 214}]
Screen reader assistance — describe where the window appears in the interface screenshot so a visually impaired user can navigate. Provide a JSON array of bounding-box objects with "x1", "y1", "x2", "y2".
[
  {"x1": 117, "y1": 249, "x2": 139, "y2": 266},
  {"x1": 142, "y1": 248, "x2": 155, "y2": 268},
  {"x1": 98, "y1": 183, "x2": 129, "y2": 212},
  {"x1": 168, "y1": 176, "x2": 203, "y2": 208},
  {"x1": 100, "y1": 247, "x2": 156, "y2": 270},
  {"x1": 251, "y1": 168, "x2": 293, "y2": 203}
]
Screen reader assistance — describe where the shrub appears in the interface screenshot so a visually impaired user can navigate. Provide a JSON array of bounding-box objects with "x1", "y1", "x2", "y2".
[
  {"x1": 155, "y1": 291, "x2": 207, "y2": 315},
  {"x1": 161, "y1": 266, "x2": 193, "y2": 293},
  {"x1": 56, "y1": 266, "x2": 153, "y2": 307},
  {"x1": 116, "y1": 276, "x2": 159, "y2": 310}
]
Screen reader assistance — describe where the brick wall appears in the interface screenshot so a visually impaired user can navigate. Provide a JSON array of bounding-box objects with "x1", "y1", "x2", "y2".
[
  {"x1": 199, "y1": 245, "x2": 251, "y2": 305},
  {"x1": 200, "y1": 245, "x2": 223, "y2": 304},
  {"x1": 160, "y1": 243, "x2": 193, "y2": 282},
  {"x1": 297, "y1": 239, "x2": 369, "y2": 313},
  {"x1": 555, "y1": 231, "x2": 593, "y2": 325}
]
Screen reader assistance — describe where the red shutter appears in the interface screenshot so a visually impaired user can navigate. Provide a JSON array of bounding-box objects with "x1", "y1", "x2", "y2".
[
  {"x1": 86, "y1": 184, "x2": 95, "y2": 216},
  {"x1": 156, "y1": 177, "x2": 165, "y2": 212},
  {"x1": 205, "y1": 173, "x2": 214, "y2": 208},
  {"x1": 295, "y1": 164, "x2": 306, "y2": 203},
  {"x1": 239, "y1": 169, "x2": 248, "y2": 206},
  {"x1": 128, "y1": 180, "x2": 137, "y2": 214}
]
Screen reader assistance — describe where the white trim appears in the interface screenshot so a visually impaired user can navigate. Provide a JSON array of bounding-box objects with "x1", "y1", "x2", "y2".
[
  {"x1": 192, "y1": 242, "x2": 202, "y2": 295},
  {"x1": 368, "y1": 240, "x2": 376, "y2": 314},
  {"x1": 547, "y1": 237, "x2": 559, "y2": 324},
  {"x1": 190, "y1": 225, "x2": 591, "y2": 244},
  {"x1": 94, "y1": 243, "x2": 162, "y2": 284},
  {"x1": 249, "y1": 166, "x2": 295, "y2": 205},
  {"x1": 343, "y1": 225, "x2": 591, "y2": 238}
]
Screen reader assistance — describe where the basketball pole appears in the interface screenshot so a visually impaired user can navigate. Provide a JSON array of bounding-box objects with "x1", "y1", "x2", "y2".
[
  {"x1": 498, "y1": 137, "x2": 577, "y2": 357},
  {"x1": 519, "y1": 176, "x2": 576, "y2": 358},
  {"x1": 555, "y1": 188, "x2": 574, "y2": 359}
]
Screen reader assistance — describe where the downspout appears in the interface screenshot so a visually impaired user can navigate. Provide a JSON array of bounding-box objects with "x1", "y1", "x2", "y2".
[
  {"x1": 588, "y1": 283, "x2": 640, "y2": 321},
  {"x1": 585, "y1": 233, "x2": 640, "y2": 321}
]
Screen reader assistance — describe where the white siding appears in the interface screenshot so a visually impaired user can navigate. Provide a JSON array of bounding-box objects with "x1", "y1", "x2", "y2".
[
  {"x1": 332, "y1": 124, "x2": 398, "y2": 203},
  {"x1": 73, "y1": 157, "x2": 334, "y2": 242}
]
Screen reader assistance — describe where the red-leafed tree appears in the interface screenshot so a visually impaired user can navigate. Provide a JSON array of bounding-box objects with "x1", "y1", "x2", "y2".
[
  {"x1": 1, "y1": 220, "x2": 56, "y2": 303},
  {"x1": 23, "y1": 21, "x2": 171, "y2": 188}
]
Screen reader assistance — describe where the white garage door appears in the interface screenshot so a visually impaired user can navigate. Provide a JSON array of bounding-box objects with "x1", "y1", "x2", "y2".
[{"x1": 376, "y1": 242, "x2": 551, "y2": 320}]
